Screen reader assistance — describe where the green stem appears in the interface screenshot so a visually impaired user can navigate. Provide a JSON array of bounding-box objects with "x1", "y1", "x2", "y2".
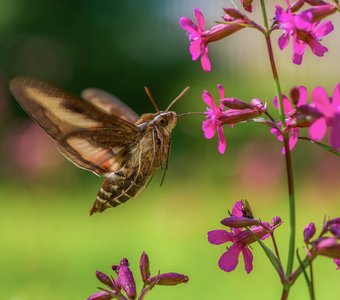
[
  {"x1": 260, "y1": 0, "x2": 297, "y2": 296},
  {"x1": 309, "y1": 259, "x2": 316, "y2": 300}
]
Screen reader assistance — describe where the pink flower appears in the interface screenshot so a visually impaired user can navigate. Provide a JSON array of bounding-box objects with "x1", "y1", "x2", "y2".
[
  {"x1": 270, "y1": 87, "x2": 307, "y2": 154},
  {"x1": 202, "y1": 84, "x2": 227, "y2": 154},
  {"x1": 275, "y1": 4, "x2": 334, "y2": 64},
  {"x1": 309, "y1": 84, "x2": 340, "y2": 150},
  {"x1": 179, "y1": 8, "x2": 243, "y2": 72},
  {"x1": 208, "y1": 201, "x2": 281, "y2": 273}
]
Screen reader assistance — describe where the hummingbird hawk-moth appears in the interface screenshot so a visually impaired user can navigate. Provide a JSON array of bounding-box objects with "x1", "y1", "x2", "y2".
[{"x1": 9, "y1": 77, "x2": 189, "y2": 215}]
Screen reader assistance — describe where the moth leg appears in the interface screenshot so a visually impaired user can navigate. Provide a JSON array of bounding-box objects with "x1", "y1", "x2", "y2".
[{"x1": 159, "y1": 137, "x2": 171, "y2": 187}]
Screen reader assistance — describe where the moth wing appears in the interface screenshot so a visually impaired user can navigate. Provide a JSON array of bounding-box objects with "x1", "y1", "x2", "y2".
[
  {"x1": 81, "y1": 88, "x2": 139, "y2": 123},
  {"x1": 10, "y1": 77, "x2": 139, "y2": 175}
]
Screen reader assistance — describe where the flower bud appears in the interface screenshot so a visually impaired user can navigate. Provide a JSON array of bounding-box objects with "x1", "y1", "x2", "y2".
[
  {"x1": 140, "y1": 251, "x2": 151, "y2": 284},
  {"x1": 96, "y1": 271, "x2": 114, "y2": 289},
  {"x1": 223, "y1": 8, "x2": 246, "y2": 20},
  {"x1": 316, "y1": 238, "x2": 340, "y2": 259},
  {"x1": 271, "y1": 216, "x2": 282, "y2": 226},
  {"x1": 330, "y1": 224, "x2": 340, "y2": 239},
  {"x1": 302, "y1": 4, "x2": 337, "y2": 22},
  {"x1": 114, "y1": 258, "x2": 136, "y2": 299},
  {"x1": 221, "y1": 98, "x2": 255, "y2": 110},
  {"x1": 221, "y1": 216, "x2": 259, "y2": 228},
  {"x1": 149, "y1": 273, "x2": 189, "y2": 286},
  {"x1": 87, "y1": 291, "x2": 113, "y2": 300},
  {"x1": 304, "y1": 223, "x2": 316, "y2": 244}
]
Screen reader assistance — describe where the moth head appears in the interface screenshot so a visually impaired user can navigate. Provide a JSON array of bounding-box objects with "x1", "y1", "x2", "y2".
[{"x1": 154, "y1": 111, "x2": 177, "y2": 130}]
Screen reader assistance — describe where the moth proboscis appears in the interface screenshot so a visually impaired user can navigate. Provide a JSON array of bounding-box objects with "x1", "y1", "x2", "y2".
[{"x1": 9, "y1": 77, "x2": 189, "y2": 215}]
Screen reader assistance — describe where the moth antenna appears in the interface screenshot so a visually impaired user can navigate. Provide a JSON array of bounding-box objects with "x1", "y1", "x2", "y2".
[
  {"x1": 166, "y1": 86, "x2": 190, "y2": 111},
  {"x1": 144, "y1": 86, "x2": 159, "y2": 112},
  {"x1": 177, "y1": 112, "x2": 206, "y2": 117}
]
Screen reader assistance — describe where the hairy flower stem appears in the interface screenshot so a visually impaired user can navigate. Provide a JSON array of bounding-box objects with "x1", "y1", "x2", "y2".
[{"x1": 260, "y1": 0, "x2": 296, "y2": 298}]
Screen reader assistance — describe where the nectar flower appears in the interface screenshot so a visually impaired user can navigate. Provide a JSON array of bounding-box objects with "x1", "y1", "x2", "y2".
[
  {"x1": 112, "y1": 258, "x2": 136, "y2": 299},
  {"x1": 275, "y1": 4, "x2": 334, "y2": 65},
  {"x1": 179, "y1": 8, "x2": 243, "y2": 72},
  {"x1": 202, "y1": 84, "x2": 227, "y2": 154},
  {"x1": 208, "y1": 201, "x2": 282, "y2": 273},
  {"x1": 309, "y1": 84, "x2": 340, "y2": 150}
]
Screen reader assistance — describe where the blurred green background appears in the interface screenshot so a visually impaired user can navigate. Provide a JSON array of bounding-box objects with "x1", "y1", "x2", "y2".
[{"x1": 0, "y1": 0, "x2": 339, "y2": 299}]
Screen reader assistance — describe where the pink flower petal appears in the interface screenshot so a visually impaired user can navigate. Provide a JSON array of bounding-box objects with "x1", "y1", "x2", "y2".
[
  {"x1": 297, "y1": 85, "x2": 308, "y2": 106},
  {"x1": 189, "y1": 39, "x2": 202, "y2": 61},
  {"x1": 217, "y1": 126, "x2": 226, "y2": 154},
  {"x1": 292, "y1": 38, "x2": 306, "y2": 65},
  {"x1": 202, "y1": 90, "x2": 216, "y2": 108},
  {"x1": 329, "y1": 116, "x2": 340, "y2": 150},
  {"x1": 312, "y1": 87, "x2": 333, "y2": 118},
  {"x1": 241, "y1": 246, "x2": 253, "y2": 274},
  {"x1": 278, "y1": 33, "x2": 290, "y2": 50},
  {"x1": 217, "y1": 84, "x2": 225, "y2": 99},
  {"x1": 200, "y1": 48, "x2": 211, "y2": 72},
  {"x1": 202, "y1": 119, "x2": 216, "y2": 139},
  {"x1": 309, "y1": 117, "x2": 327, "y2": 141},
  {"x1": 308, "y1": 39, "x2": 328, "y2": 57},
  {"x1": 179, "y1": 17, "x2": 198, "y2": 34},
  {"x1": 194, "y1": 8, "x2": 205, "y2": 31},
  {"x1": 334, "y1": 258, "x2": 340, "y2": 270},
  {"x1": 232, "y1": 201, "x2": 244, "y2": 218},
  {"x1": 208, "y1": 230, "x2": 233, "y2": 245},
  {"x1": 314, "y1": 20, "x2": 334, "y2": 39},
  {"x1": 332, "y1": 83, "x2": 340, "y2": 108},
  {"x1": 218, "y1": 243, "x2": 242, "y2": 272}
]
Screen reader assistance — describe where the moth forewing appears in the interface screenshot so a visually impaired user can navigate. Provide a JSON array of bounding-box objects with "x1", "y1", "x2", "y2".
[{"x1": 10, "y1": 77, "x2": 184, "y2": 214}]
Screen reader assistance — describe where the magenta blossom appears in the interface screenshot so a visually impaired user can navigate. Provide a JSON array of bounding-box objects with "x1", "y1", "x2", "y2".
[
  {"x1": 208, "y1": 201, "x2": 282, "y2": 273},
  {"x1": 271, "y1": 86, "x2": 307, "y2": 154},
  {"x1": 275, "y1": 4, "x2": 334, "y2": 64},
  {"x1": 202, "y1": 84, "x2": 227, "y2": 154},
  {"x1": 309, "y1": 84, "x2": 340, "y2": 150},
  {"x1": 179, "y1": 8, "x2": 243, "y2": 72},
  {"x1": 334, "y1": 259, "x2": 340, "y2": 270}
]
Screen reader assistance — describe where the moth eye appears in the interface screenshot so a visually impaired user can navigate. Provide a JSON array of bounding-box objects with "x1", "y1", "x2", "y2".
[{"x1": 159, "y1": 118, "x2": 166, "y2": 125}]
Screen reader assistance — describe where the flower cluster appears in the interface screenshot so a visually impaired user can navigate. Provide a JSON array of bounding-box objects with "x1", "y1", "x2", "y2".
[
  {"x1": 271, "y1": 83, "x2": 340, "y2": 152},
  {"x1": 303, "y1": 218, "x2": 340, "y2": 270},
  {"x1": 88, "y1": 252, "x2": 189, "y2": 300},
  {"x1": 208, "y1": 200, "x2": 282, "y2": 273},
  {"x1": 180, "y1": 2, "x2": 337, "y2": 70}
]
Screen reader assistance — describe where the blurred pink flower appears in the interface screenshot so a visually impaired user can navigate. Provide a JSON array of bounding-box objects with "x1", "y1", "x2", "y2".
[
  {"x1": 179, "y1": 8, "x2": 243, "y2": 72},
  {"x1": 202, "y1": 84, "x2": 227, "y2": 154},
  {"x1": 2, "y1": 122, "x2": 62, "y2": 178},
  {"x1": 309, "y1": 84, "x2": 340, "y2": 150},
  {"x1": 275, "y1": 4, "x2": 334, "y2": 64}
]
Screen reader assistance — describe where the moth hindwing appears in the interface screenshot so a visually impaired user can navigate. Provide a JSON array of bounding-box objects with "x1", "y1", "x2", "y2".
[{"x1": 10, "y1": 77, "x2": 178, "y2": 214}]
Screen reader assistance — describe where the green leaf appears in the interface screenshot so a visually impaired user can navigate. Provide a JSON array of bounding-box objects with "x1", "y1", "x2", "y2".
[
  {"x1": 296, "y1": 249, "x2": 314, "y2": 300},
  {"x1": 299, "y1": 137, "x2": 340, "y2": 156}
]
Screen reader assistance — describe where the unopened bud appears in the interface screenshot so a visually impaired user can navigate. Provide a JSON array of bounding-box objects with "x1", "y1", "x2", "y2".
[
  {"x1": 235, "y1": 225, "x2": 270, "y2": 245},
  {"x1": 271, "y1": 216, "x2": 282, "y2": 226},
  {"x1": 330, "y1": 224, "x2": 340, "y2": 238},
  {"x1": 96, "y1": 271, "x2": 114, "y2": 289},
  {"x1": 221, "y1": 216, "x2": 259, "y2": 228},
  {"x1": 140, "y1": 252, "x2": 151, "y2": 284},
  {"x1": 302, "y1": 4, "x2": 337, "y2": 22},
  {"x1": 115, "y1": 258, "x2": 136, "y2": 299},
  {"x1": 316, "y1": 238, "x2": 340, "y2": 259},
  {"x1": 304, "y1": 223, "x2": 316, "y2": 244},
  {"x1": 87, "y1": 291, "x2": 113, "y2": 300},
  {"x1": 223, "y1": 8, "x2": 245, "y2": 20},
  {"x1": 221, "y1": 98, "x2": 255, "y2": 109},
  {"x1": 149, "y1": 273, "x2": 189, "y2": 286}
]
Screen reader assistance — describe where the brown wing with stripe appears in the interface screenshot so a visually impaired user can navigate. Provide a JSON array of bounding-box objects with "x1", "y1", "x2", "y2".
[
  {"x1": 81, "y1": 88, "x2": 139, "y2": 123},
  {"x1": 9, "y1": 77, "x2": 140, "y2": 175}
]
